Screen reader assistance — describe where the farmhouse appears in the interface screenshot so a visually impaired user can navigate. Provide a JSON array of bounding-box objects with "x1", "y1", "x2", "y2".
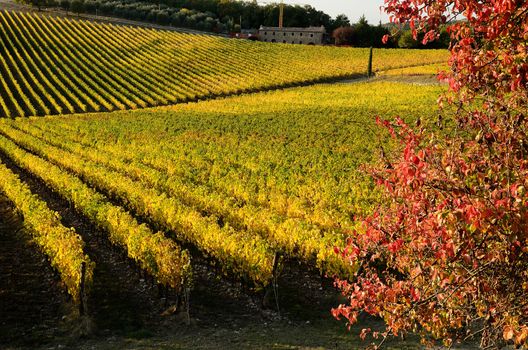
[{"x1": 258, "y1": 26, "x2": 326, "y2": 45}]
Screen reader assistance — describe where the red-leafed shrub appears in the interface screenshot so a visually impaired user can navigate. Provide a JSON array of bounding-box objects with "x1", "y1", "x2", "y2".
[{"x1": 334, "y1": 1, "x2": 528, "y2": 348}]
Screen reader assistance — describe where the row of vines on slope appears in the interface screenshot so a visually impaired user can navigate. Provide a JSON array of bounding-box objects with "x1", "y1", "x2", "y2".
[
  {"x1": 0, "y1": 159, "x2": 93, "y2": 303},
  {"x1": 0, "y1": 10, "x2": 447, "y2": 118},
  {"x1": 0, "y1": 131, "x2": 192, "y2": 292}
]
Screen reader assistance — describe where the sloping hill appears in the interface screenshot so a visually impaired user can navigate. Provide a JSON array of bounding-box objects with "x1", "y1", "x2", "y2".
[
  {"x1": 0, "y1": 80, "x2": 443, "y2": 286},
  {"x1": 0, "y1": 10, "x2": 447, "y2": 118}
]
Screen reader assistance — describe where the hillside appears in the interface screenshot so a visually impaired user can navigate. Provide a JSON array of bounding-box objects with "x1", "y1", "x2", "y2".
[
  {"x1": 0, "y1": 78, "x2": 445, "y2": 348},
  {"x1": 0, "y1": 10, "x2": 447, "y2": 118},
  {"x1": 1, "y1": 0, "x2": 525, "y2": 346},
  {"x1": 0, "y1": 79, "x2": 443, "y2": 287}
]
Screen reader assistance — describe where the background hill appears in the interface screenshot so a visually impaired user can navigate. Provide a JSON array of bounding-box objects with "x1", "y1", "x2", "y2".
[{"x1": 0, "y1": 10, "x2": 447, "y2": 118}]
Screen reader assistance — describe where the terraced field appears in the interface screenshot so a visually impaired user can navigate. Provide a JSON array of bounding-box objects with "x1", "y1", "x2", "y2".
[{"x1": 0, "y1": 10, "x2": 447, "y2": 118}]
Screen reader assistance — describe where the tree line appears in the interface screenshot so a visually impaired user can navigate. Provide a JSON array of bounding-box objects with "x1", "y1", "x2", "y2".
[
  {"x1": 25, "y1": 0, "x2": 449, "y2": 48},
  {"x1": 25, "y1": 0, "x2": 351, "y2": 34},
  {"x1": 332, "y1": 16, "x2": 450, "y2": 49}
]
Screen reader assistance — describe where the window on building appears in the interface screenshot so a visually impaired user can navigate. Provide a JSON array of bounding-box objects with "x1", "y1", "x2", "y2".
[
  {"x1": 299, "y1": 41, "x2": 303, "y2": 44},
  {"x1": 300, "y1": 33, "x2": 303, "y2": 36},
  {"x1": 283, "y1": 40, "x2": 286, "y2": 43},
  {"x1": 273, "y1": 32, "x2": 275, "y2": 35},
  {"x1": 264, "y1": 32, "x2": 267, "y2": 35},
  {"x1": 284, "y1": 33, "x2": 286, "y2": 36},
  {"x1": 292, "y1": 32, "x2": 294, "y2": 36},
  {"x1": 310, "y1": 34, "x2": 314, "y2": 37}
]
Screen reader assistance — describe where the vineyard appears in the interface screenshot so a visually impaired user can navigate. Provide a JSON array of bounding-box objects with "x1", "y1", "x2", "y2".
[
  {"x1": 0, "y1": 80, "x2": 442, "y2": 307},
  {"x1": 0, "y1": 8, "x2": 454, "y2": 349},
  {"x1": 0, "y1": 10, "x2": 447, "y2": 119},
  {"x1": 0, "y1": 0, "x2": 524, "y2": 346}
]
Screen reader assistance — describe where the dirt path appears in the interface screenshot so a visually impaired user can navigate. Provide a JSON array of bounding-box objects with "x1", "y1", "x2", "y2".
[
  {"x1": 0, "y1": 0, "x2": 27, "y2": 12},
  {"x1": 376, "y1": 74, "x2": 444, "y2": 85},
  {"x1": 336, "y1": 72, "x2": 445, "y2": 86}
]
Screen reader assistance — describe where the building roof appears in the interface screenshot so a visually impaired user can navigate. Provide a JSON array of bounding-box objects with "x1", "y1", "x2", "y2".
[{"x1": 259, "y1": 26, "x2": 326, "y2": 33}]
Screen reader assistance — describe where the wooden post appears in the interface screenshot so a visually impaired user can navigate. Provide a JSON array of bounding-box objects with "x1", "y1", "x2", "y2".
[
  {"x1": 272, "y1": 252, "x2": 281, "y2": 316},
  {"x1": 184, "y1": 287, "x2": 191, "y2": 325},
  {"x1": 368, "y1": 47, "x2": 374, "y2": 78},
  {"x1": 79, "y1": 262, "x2": 86, "y2": 316},
  {"x1": 272, "y1": 251, "x2": 281, "y2": 276}
]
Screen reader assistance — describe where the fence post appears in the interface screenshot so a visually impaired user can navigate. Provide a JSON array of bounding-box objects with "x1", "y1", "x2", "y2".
[
  {"x1": 368, "y1": 46, "x2": 373, "y2": 78},
  {"x1": 271, "y1": 251, "x2": 281, "y2": 316},
  {"x1": 79, "y1": 262, "x2": 86, "y2": 316}
]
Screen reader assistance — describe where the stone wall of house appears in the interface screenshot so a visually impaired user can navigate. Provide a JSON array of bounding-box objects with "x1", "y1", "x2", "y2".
[{"x1": 258, "y1": 27, "x2": 325, "y2": 45}]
